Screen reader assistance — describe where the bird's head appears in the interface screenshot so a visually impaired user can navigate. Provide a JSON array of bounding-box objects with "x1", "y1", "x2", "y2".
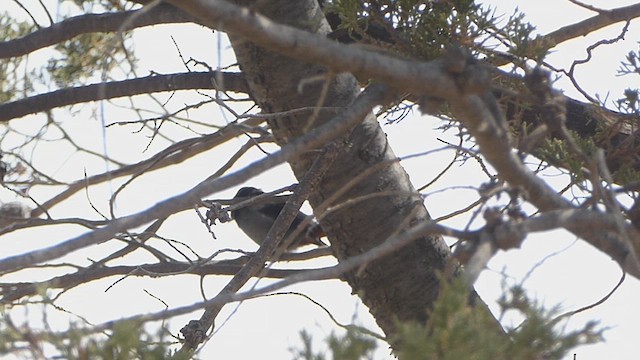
[{"x1": 234, "y1": 187, "x2": 264, "y2": 198}]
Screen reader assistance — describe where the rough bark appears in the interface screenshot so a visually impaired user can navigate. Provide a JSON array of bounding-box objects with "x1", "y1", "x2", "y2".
[{"x1": 227, "y1": 0, "x2": 452, "y2": 340}]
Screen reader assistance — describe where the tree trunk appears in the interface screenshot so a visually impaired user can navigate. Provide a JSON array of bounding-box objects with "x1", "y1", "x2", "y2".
[{"x1": 227, "y1": 0, "x2": 452, "y2": 340}]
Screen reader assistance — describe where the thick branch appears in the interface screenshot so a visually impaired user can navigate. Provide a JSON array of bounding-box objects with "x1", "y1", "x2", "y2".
[
  {"x1": 0, "y1": 71, "x2": 248, "y2": 122},
  {"x1": 166, "y1": 0, "x2": 640, "y2": 174},
  {"x1": 0, "y1": 3, "x2": 198, "y2": 59},
  {"x1": 167, "y1": 0, "x2": 461, "y2": 100}
]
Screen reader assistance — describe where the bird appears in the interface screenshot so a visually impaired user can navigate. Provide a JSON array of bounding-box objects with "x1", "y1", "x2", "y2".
[{"x1": 231, "y1": 187, "x2": 326, "y2": 250}]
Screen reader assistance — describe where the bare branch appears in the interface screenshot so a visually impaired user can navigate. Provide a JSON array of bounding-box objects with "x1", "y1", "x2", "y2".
[
  {"x1": 0, "y1": 260, "x2": 301, "y2": 304},
  {"x1": 15, "y1": 205, "x2": 629, "y2": 344},
  {"x1": 543, "y1": 2, "x2": 640, "y2": 48},
  {"x1": 0, "y1": 3, "x2": 199, "y2": 59},
  {"x1": 0, "y1": 72, "x2": 248, "y2": 122}
]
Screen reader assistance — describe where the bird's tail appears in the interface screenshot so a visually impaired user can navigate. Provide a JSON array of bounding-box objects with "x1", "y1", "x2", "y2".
[{"x1": 305, "y1": 222, "x2": 328, "y2": 247}]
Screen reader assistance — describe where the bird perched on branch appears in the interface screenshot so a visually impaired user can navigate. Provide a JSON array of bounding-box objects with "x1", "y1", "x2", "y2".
[{"x1": 231, "y1": 187, "x2": 326, "y2": 250}]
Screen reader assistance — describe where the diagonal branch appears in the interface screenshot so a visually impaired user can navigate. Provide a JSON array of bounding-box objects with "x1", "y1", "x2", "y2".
[
  {"x1": 167, "y1": 0, "x2": 640, "y2": 175},
  {"x1": 543, "y1": 2, "x2": 640, "y2": 48},
  {"x1": 0, "y1": 71, "x2": 248, "y2": 122}
]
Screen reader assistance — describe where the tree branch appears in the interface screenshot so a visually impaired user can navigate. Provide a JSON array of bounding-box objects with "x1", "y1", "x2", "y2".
[
  {"x1": 30, "y1": 203, "x2": 632, "y2": 342},
  {"x1": 0, "y1": 3, "x2": 199, "y2": 59},
  {"x1": 543, "y1": 2, "x2": 640, "y2": 48},
  {"x1": 0, "y1": 71, "x2": 248, "y2": 122},
  {"x1": 167, "y1": 0, "x2": 462, "y2": 100},
  {"x1": 166, "y1": 0, "x2": 640, "y2": 175},
  {"x1": 164, "y1": 0, "x2": 640, "y2": 277},
  {"x1": 22, "y1": 118, "x2": 260, "y2": 218},
  {"x1": 0, "y1": 260, "x2": 301, "y2": 304}
]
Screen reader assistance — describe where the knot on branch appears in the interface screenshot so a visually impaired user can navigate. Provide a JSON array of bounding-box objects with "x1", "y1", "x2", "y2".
[
  {"x1": 482, "y1": 207, "x2": 526, "y2": 251},
  {"x1": 418, "y1": 45, "x2": 492, "y2": 115},
  {"x1": 203, "y1": 201, "x2": 231, "y2": 226},
  {"x1": 491, "y1": 222, "x2": 526, "y2": 251},
  {"x1": 525, "y1": 67, "x2": 567, "y2": 134},
  {"x1": 442, "y1": 44, "x2": 492, "y2": 95},
  {"x1": 180, "y1": 319, "x2": 207, "y2": 348}
]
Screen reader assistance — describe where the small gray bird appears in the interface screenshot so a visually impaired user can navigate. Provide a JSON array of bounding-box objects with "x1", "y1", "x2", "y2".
[{"x1": 231, "y1": 187, "x2": 326, "y2": 250}]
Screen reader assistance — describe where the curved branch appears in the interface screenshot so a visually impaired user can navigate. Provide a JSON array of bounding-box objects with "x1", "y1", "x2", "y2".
[
  {"x1": 0, "y1": 3, "x2": 199, "y2": 59},
  {"x1": 543, "y1": 2, "x2": 640, "y2": 47},
  {"x1": 0, "y1": 71, "x2": 249, "y2": 122}
]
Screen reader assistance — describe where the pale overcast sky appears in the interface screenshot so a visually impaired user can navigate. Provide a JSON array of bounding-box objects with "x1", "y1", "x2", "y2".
[{"x1": 2, "y1": 1, "x2": 640, "y2": 359}]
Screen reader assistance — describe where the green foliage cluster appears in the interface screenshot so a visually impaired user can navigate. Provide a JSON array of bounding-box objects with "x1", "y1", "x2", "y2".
[
  {"x1": 495, "y1": 284, "x2": 603, "y2": 360},
  {"x1": 58, "y1": 322, "x2": 169, "y2": 360},
  {"x1": 0, "y1": 2, "x2": 135, "y2": 105},
  {"x1": 616, "y1": 43, "x2": 640, "y2": 115},
  {"x1": 0, "y1": 318, "x2": 175, "y2": 360},
  {"x1": 292, "y1": 328, "x2": 378, "y2": 360},
  {"x1": 44, "y1": 1, "x2": 137, "y2": 87},
  {"x1": 495, "y1": 10, "x2": 548, "y2": 63},
  {"x1": 292, "y1": 278, "x2": 603, "y2": 360},
  {"x1": 610, "y1": 165, "x2": 640, "y2": 187},
  {"x1": 325, "y1": 0, "x2": 547, "y2": 63},
  {"x1": 46, "y1": 31, "x2": 134, "y2": 87},
  {"x1": 0, "y1": 279, "x2": 607, "y2": 360},
  {"x1": 0, "y1": 13, "x2": 35, "y2": 103},
  {"x1": 535, "y1": 126, "x2": 640, "y2": 185},
  {"x1": 328, "y1": 0, "x2": 486, "y2": 60},
  {"x1": 536, "y1": 132, "x2": 598, "y2": 183},
  {"x1": 395, "y1": 278, "x2": 602, "y2": 360}
]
